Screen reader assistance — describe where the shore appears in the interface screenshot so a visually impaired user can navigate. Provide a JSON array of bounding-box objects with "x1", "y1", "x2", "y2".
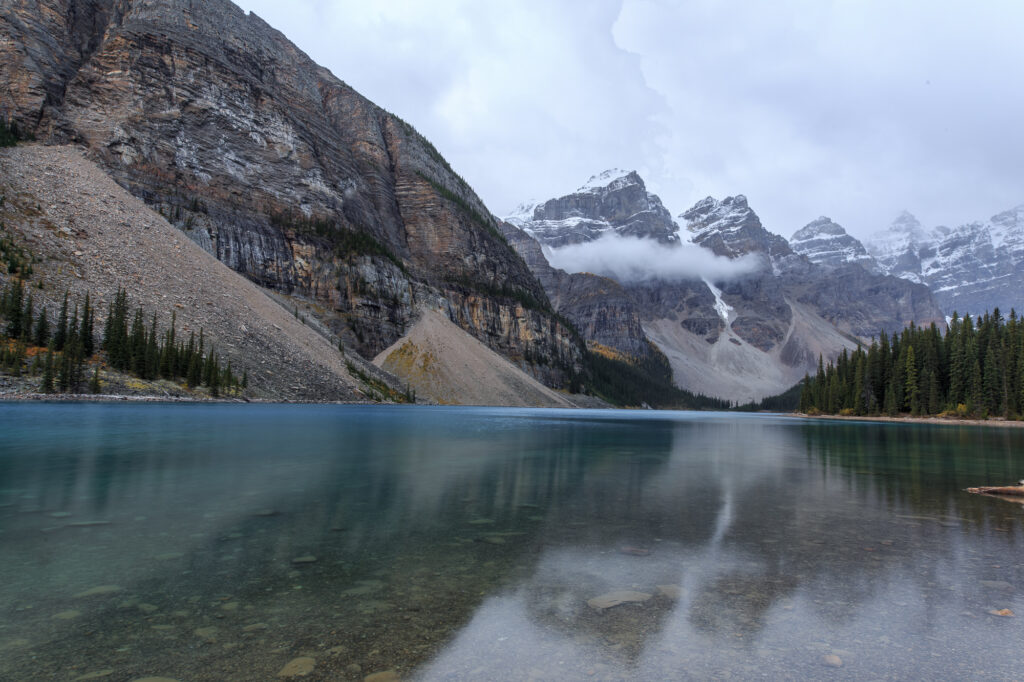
[{"x1": 791, "y1": 412, "x2": 1024, "y2": 428}]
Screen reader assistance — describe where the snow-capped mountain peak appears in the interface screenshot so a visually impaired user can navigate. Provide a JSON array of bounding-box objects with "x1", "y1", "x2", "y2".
[
  {"x1": 577, "y1": 168, "x2": 638, "y2": 194},
  {"x1": 790, "y1": 216, "x2": 876, "y2": 271},
  {"x1": 502, "y1": 169, "x2": 679, "y2": 248}
]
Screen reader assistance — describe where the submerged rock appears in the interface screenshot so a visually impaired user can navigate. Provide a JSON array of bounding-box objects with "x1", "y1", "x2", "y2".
[
  {"x1": 587, "y1": 590, "x2": 652, "y2": 610},
  {"x1": 278, "y1": 657, "x2": 316, "y2": 677},
  {"x1": 822, "y1": 654, "x2": 843, "y2": 667}
]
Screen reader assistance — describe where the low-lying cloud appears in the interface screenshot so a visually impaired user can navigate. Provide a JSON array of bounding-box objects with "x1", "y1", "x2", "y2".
[{"x1": 545, "y1": 234, "x2": 762, "y2": 283}]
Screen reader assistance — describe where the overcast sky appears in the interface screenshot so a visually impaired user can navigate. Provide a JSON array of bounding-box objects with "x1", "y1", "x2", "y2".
[{"x1": 235, "y1": 0, "x2": 1024, "y2": 240}]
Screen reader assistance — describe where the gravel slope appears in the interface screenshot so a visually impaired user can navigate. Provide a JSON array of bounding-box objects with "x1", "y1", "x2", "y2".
[
  {"x1": 0, "y1": 145, "x2": 362, "y2": 401},
  {"x1": 373, "y1": 309, "x2": 575, "y2": 407}
]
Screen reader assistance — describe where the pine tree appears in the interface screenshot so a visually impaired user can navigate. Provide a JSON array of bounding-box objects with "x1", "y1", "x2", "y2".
[
  {"x1": 33, "y1": 305, "x2": 49, "y2": 347},
  {"x1": 89, "y1": 366, "x2": 101, "y2": 394},
  {"x1": 81, "y1": 292, "x2": 94, "y2": 357},
  {"x1": 904, "y1": 345, "x2": 920, "y2": 415},
  {"x1": 20, "y1": 294, "x2": 33, "y2": 342},
  {"x1": 4, "y1": 278, "x2": 23, "y2": 338},
  {"x1": 53, "y1": 291, "x2": 69, "y2": 352},
  {"x1": 41, "y1": 347, "x2": 55, "y2": 394}
]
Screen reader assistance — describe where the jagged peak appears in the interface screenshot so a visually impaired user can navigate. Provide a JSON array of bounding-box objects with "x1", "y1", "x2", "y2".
[
  {"x1": 576, "y1": 168, "x2": 642, "y2": 194},
  {"x1": 680, "y1": 194, "x2": 755, "y2": 229},
  {"x1": 791, "y1": 216, "x2": 848, "y2": 242}
]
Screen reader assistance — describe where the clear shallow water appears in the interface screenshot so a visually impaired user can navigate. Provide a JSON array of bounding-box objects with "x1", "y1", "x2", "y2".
[{"x1": 0, "y1": 404, "x2": 1022, "y2": 681}]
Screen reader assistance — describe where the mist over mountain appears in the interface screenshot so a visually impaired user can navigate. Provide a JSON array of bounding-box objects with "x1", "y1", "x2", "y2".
[{"x1": 546, "y1": 234, "x2": 761, "y2": 283}]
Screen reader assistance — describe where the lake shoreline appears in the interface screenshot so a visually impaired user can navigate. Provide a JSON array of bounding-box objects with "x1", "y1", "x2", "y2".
[{"x1": 791, "y1": 412, "x2": 1024, "y2": 428}]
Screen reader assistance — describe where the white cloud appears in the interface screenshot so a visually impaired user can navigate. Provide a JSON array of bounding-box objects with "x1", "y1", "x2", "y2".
[
  {"x1": 545, "y1": 234, "x2": 761, "y2": 283},
  {"x1": 235, "y1": 0, "x2": 1024, "y2": 240}
]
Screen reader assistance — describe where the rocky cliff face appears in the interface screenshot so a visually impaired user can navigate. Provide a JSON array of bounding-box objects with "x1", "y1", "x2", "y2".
[
  {"x1": 507, "y1": 169, "x2": 679, "y2": 248},
  {"x1": 790, "y1": 217, "x2": 877, "y2": 271},
  {"x1": 509, "y1": 173, "x2": 945, "y2": 402},
  {"x1": 866, "y1": 207, "x2": 1024, "y2": 316},
  {"x1": 0, "y1": 0, "x2": 581, "y2": 387},
  {"x1": 682, "y1": 195, "x2": 797, "y2": 270},
  {"x1": 499, "y1": 222, "x2": 652, "y2": 359}
]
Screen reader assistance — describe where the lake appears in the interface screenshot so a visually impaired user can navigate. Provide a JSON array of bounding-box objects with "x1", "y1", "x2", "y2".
[{"x1": 0, "y1": 404, "x2": 1022, "y2": 681}]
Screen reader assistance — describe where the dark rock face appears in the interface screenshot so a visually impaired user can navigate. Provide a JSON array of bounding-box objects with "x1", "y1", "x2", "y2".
[
  {"x1": 1, "y1": 0, "x2": 581, "y2": 384},
  {"x1": 500, "y1": 222, "x2": 652, "y2": 358},
  {"x1": 508, "y1": 169, "x2": 679, "y2": 247},
  {"x1": 790, "y1": 217, "x2": 877, "y2": 271},
  {"x1": 682, "y1": 195, "x2": 794, "y2": 266}
]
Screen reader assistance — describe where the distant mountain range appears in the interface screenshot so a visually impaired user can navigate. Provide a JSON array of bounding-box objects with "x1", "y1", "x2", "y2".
[
  {"x1": 506, "y1": 172, "x2": 942, "y2": 402},
  {"x1": 791, "y1": 207, "x2": 1024, "y2": 317}
]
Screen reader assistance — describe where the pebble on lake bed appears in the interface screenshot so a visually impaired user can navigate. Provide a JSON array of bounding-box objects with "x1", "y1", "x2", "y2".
[
  {"x1": 53, "y1": 610, "x2": 82, "y2": 620},
  {"x1": 587, "y1": 590, "x2": 652, "y2": 610},
  {"x1": 989, "y1": 608, "x2": 1015, "y2": 617},
  {"x1": 822, "y1": 654, "x2": 843, "y2": 667},
  {"x1": 364, "y1": 671, "x2": 400, "y2": 682},
  {"x1": 277, "y1": 657, "x2": 316, "y2": 677},
  {"x1": 132, "y1": 678, "x2": 181, "y2": 682},
  {"x1": 291, "y1": 555, "x2": 317, "y2": 564}
]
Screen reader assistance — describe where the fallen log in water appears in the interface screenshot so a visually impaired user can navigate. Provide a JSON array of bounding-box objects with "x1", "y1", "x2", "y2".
[{"x1": 966, "y1": 485, "x2": 1024, "y2": 498}]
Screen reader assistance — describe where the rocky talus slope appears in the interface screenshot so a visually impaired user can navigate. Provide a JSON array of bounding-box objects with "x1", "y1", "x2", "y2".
[
  {"x1": 0, "y1": 0, "x2": 581, "y2": 392},
  {"x1": 373, "y1": 310, "x2": 576, "y2": 407},
  {"x1": 0, "y1": 145, "x2": 363, "y2": 400}
]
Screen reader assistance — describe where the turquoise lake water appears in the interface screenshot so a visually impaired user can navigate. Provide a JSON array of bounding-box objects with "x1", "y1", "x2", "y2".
[{"x1": 1, "y1": 404, "x2": 1022, "y2": 680}]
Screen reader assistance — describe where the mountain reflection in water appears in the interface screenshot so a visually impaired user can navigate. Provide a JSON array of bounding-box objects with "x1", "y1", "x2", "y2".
[{"x1": 0, "y1": 405, "x2": 1021, "y2": 680}]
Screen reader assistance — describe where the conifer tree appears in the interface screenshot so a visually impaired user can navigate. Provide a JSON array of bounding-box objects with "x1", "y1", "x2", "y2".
[
  {"x1": 54, "y1": 291, "x2": 69, "y2": 352},
  {"x1": 905, "y1": 345, "x2": 920, "y2": 415},
  {"x1": 20, "y1": 294, "x2": 32, "y2": 342},
  {"x1": 41, "y1": 347, "x2": 55, "y2": 394},
  {"x1": 33, "y1": 305, "x2": 49, "y2": 347}
]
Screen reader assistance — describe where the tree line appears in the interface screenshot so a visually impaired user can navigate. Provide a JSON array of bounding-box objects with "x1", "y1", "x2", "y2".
[
  {"x1": 1, "y1": 280, "x2": 245, "y2": 396},
  {"x1": 799, "y1": 309, "x2": 1024, "y2": 419}
]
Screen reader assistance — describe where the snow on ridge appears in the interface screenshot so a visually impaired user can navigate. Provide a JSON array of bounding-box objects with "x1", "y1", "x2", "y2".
[{"x1": 577, "y1": 168, "x2": 636, "y2": 193}]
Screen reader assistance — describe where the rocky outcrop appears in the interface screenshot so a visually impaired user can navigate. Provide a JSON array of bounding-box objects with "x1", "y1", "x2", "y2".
[
  {"x1": 0, "y1": 0, "x2": 581, "y2": 390},
  {"x1": 790, "y1": 217, "x2": 877, "y2": 271},
  {"x1": 507, "y1": 169, "x2": 679, "y2": 248}
]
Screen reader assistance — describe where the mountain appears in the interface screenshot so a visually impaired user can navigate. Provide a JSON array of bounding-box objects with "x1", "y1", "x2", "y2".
[
  {"x1": 867, "y1": 208, "x2": 1024, "y2": 316},
  {"x1": 790, "y1": 217, "x2": 877, "y2": 271},
  {"x1": 865, "y1": 211, "x2": 932, "y2": 283},
  {"x1": 507, "y1": 169, "x2": 679, "y2": 247},
  {"x1": 0, "y1": 0, "x2": 585, "y2": 397},
  {"x1": 507, "y1": 175, "x2": 944, "y2": 403},
  {"x1": 683, "y1": 195, "x2": 797, "y2": 269},
  {"x1": 0, "y1": 144, "x2": 365, "y2": 400}
]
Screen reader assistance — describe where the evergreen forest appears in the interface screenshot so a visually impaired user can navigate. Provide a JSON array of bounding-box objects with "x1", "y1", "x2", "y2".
[
  {"x1": 799, "y1": 310, "x2": 1024, "y2": 419},
  {"x1": 1, "y1": 280, "x2": 245, "y2": 396}
]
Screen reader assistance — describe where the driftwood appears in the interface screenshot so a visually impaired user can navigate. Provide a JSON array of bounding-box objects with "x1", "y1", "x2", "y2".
[{"x1": 966, "y1": 485, "x2": 1024, "y2": 497}]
